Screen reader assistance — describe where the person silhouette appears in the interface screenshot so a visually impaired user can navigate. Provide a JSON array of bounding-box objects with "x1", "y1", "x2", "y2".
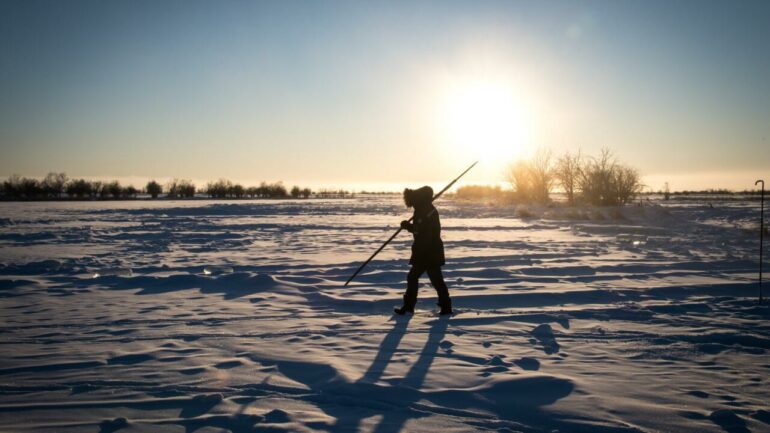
[{"x1": 394, "y1": 186, "x2": 452, "y2": 315}]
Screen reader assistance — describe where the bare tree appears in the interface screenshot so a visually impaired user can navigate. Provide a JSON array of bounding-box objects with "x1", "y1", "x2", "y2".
[
  {"x1": 506, "y1": 148, "x2": 554, "y2": 203},
  {"x1": 506, "y1": 160, "x2": 533, "y2": 201},
  {"x1": 555, "y1": 151, "x2": 581, "y2": 205},
  {"x1": 530, "y1": 148, "x2": 554, "y2": 202},
  {"x1": 612, "y1": 165, "x2": 642, "y2": 205},
  {"x1": 578, "y1": 148, "x2": 615, "y2": 205}
]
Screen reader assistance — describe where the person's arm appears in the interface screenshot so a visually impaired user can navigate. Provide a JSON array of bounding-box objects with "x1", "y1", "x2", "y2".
[{"x1": 400, "y1": 220, "x2": 414, "y2": 232}]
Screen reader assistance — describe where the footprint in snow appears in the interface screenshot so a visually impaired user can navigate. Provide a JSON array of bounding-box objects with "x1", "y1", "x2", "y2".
[
  {"x1": 531, "y1": 324, "x2": 560, "y2": 354},
  {"x1": 98, "y1": 417, "x2": 128, "y2": 433}
]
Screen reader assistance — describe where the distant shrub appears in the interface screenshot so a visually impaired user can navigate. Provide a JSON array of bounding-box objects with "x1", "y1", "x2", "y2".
[
  {"x1": 609, "y1": 207, "x2": 625, "y2": 220},
  {"x1": 455, "y1": 185, "x2": 509, "y2": 202},
  {"x1": 516, "y1": 206, "x2": 533, "y2": 218},
  {"x1": 316, "y1": 188, "x2": 352, "y2": 198},
  {"x1": 290, "y1": 186, "x2": 301, "y2": 198},
  {"x1": 167, "y1": 179, "x2": 195, "y2": 198},
  {"x1": 576, "y1": 149, "x2": 641, "y2": 206},
  {"x1": 146, "y1": 180, "x2": 162, "y2": 198},
  {"x1": 506, "y1": 148, "x2": 554, "y2": 203}
]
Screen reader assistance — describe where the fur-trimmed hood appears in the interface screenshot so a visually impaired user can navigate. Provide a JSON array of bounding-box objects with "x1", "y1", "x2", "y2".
[{"x1": 404, "y1": 186, "x2": 433, "y2": 208}]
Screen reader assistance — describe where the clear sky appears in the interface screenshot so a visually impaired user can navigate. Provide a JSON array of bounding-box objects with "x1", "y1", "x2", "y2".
[{"x1": 1, "y1": 0, "x2": 768, "y2": 191}]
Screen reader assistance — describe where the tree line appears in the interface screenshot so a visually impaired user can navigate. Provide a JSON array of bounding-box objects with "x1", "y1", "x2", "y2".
[
  {"x1": 456, "y1": 148, "x2": 643, "y2": 206},
  {"x1": 0, "y1": 173, "x2": 331, "y2": 200}
]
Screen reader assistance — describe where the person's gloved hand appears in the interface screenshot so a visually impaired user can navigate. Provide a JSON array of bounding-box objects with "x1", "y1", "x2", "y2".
[{"x1": 400, "y1": 220, "x2": 410, "y2": 230}]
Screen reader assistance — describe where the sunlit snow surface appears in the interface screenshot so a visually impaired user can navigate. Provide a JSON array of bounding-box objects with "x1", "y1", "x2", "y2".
[{"x1": 0, "y1": 197, "x2": 768, "y2": 433}]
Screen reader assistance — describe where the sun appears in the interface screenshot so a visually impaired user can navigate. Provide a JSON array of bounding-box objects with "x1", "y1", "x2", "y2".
[{"x1": 437, "y1": 80, "x2": 533, "y2": 169}]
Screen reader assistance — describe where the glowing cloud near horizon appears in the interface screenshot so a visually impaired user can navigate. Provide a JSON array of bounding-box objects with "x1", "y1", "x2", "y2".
[{"x1": 437, "y1": 79, "x2": 534, "y2": 173}]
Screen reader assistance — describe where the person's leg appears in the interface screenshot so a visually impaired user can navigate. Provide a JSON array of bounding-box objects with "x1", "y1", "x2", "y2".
[
  {"x1": 427, "y1": 266, "x2": 452, "y2": 314},
  {"x1": 396, "y1": 265, "x2": 424, "y2": 314}
]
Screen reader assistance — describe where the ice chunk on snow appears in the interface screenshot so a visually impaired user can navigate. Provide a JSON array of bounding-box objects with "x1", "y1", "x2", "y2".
[
  {"x1": 616, "y1": 233, "x2": 647, "y2": 246},
  {"x1": 203, "y1": 265, "x2": 234, "y2": 275}
]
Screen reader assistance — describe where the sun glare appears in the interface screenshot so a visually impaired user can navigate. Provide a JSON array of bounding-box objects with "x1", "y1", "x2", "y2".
[{"x1": 438, "y1": 80, "x2": 533, "y2": 171}]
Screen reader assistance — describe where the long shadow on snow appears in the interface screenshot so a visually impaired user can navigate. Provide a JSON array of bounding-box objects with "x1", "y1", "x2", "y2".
[{"x1": 266, "y1": 316, "x2": 584, "y2": 433}]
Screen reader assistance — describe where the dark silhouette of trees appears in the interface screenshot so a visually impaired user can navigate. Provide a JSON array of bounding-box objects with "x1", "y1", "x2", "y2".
[
  {"x1": 90, "y1": 181, "x2": 103, "y2": 199},
  {"x1": 65, "y1": 179, "x2": 90, "y2": 198},
  {"x1": 96, "y1": 182, "x2": 109, "y2": 199},
  {"x1": 316, "y1": 188, "x2": 352, "y2": 199},
  {"x1": 269, "y1": 182, "x2": 288, "y2": 198},
  {"x1": 42, "y1": 172, "x2": 67, "y2": 198},
  {"x1": 167, "y1": 179, "x2": 195, "y2": 198},
  {"x1": 146, "y1": 180, "x2": 162, "y2": 198},
  {"x1": 105, "y1": 181, "x2": 122, "y2": 199},
  {"x1": 231, "y1": 183, "x2": 245, "y2": 198},
  {"x1": 205, "y1": 179, "x2": 231, "y2": 198},
  {"x1": 204, "y1": 179, "x2": 295, "y2": 199},
  {"x1": 2, "y1": 174, "x2": 316, "y2": 201},
  {"x1": 2, "y1": 175, "x2": 22, "y2": 198},
  {"x1": 122, "y1": 185, "x2": 138, "y2": 198}
]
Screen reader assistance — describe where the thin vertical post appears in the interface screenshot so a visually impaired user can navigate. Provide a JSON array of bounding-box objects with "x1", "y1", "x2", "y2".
[{"x1": 756, "y1": 180, "x2": 765, "y2": 304}]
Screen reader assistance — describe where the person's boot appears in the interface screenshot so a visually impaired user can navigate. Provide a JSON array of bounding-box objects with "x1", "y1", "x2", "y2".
[
  {"x1": 393, "y1": 305, "x2": 414, "y2": 315},
  {"x1": 394, "y1": 294, "x2": 415, "y2": 315},
  {"x1": 438, "y1": 298, "x2": 452, "y2": 316}
]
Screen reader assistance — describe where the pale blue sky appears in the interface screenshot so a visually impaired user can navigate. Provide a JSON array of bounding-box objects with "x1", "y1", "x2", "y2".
[{"x1": 1, "y1": 1, "x2": 768, "y2": 190}]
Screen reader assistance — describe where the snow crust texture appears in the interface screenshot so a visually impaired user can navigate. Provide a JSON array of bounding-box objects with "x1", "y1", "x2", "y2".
[{"x1": 0, "y1": 198, "x2": 768, "y2": 433}]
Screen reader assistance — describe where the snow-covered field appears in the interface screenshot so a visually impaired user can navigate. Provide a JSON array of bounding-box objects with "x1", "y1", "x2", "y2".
[{"x1": 0, "y1": 197, "x2": 768, "y2": 433}]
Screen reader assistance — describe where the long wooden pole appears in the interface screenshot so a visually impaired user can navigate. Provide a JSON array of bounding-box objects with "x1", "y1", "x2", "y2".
[{"x1": 344, "y1": 161, "x2": 478, "y2": 286}]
